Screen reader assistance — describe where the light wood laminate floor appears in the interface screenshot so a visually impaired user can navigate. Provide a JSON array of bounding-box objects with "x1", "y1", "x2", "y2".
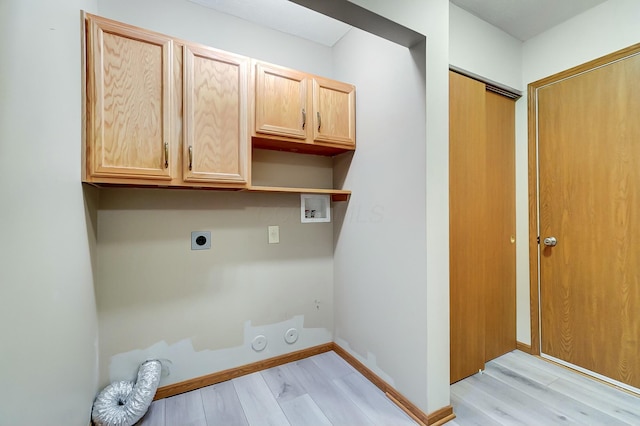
[
  {"x1": 137, "y1": 349, "x2": 640, "y2": 425},
  {"x1": 449, "y1": 350, "x2": 640, "y2": 425},
  {"x1": 137, "y1": 351, "x2": 418, "y2": 426}
]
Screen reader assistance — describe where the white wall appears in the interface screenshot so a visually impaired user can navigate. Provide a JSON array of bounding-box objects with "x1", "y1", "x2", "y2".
[
  {"x1": 449, "y1": 3, "x2": 522, "y2": 91},
  {"x1": 523, "y1": 0, "x2": 640, "y2": 82},
  {"x1": 514, "y1": 0, "x2": 640, "y2": 345},
  {"x1": 0, "y1": 0, "x2": 100, "y2": 425},
  {"x1": 341, "y1": 0, "x2": 451, "y2": 414},
  {"x1": 97, "y1": 0, "x2": 333, "y2": 75},
  {"x1": 332, "y1": 27, "x2": 427, "y2": 408}
]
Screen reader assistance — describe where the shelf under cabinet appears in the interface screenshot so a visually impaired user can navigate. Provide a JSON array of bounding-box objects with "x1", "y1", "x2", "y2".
[
  {"x1": 252, "y1": 136, "x2": 354, "y2": 156},
  {"x1": 247, "y1": 185, "x2": 350, "y2": 202}
]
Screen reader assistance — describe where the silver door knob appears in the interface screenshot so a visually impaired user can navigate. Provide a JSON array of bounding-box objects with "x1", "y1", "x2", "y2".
[{"x1": 543, "y1": 237, "x2": 557, "y2": 247}]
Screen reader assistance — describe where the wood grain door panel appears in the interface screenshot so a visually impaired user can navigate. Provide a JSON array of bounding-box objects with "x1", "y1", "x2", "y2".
[
  {"x1": 312, "y1": 77, "x2": 356, "y2": 146},
  {"x1": 450, "y1": 72, "x2": 517, "y2": 383},
  {"x1": 450, "y1": 71, "x2": 488, "y2": 383},
  {"x1": 183, "y1": 44, "x2": 248, "y2": 185},
  {"x1": 538, "y1": 52, "x2": 640, "y2": 388},
  {"x1": 484, "y1": 91, "x2": 517, "y2": 362},
  {"x1": 86, "y1": 16, "x2": 173, "y2": 180},
  {"x1": 254, "y1": 63, "x2": 308, "y2": 140}
]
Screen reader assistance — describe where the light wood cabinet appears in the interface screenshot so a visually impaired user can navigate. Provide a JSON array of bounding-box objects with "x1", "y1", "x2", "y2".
[
  {"x1": 254, "y1": 62, "x2": 308, "y2": 140},
  {"x1": 83, "y1": 13, "x2": 351, "y2": 201},
  {"x1": 312, "y1": 76, "x2": 356, "y2": 146},
  {"x1": 183, "y1": 43, "x2": 248, "y2": 185},
  {"x1": 253, "y1": 61, "x2": 355, "y2": 155},
  {"x1": 83, "y1": 13, "x2": 248, "y2": 189},
  {"x1": 85, "y1": 14, "x2": 174, "y2": 181}
]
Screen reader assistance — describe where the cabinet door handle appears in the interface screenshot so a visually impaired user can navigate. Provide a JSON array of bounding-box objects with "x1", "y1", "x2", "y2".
[
  {"x1": 317, "y1": 111, "x2": 321, "y2": 131},
  {"x1": 188, "y1": 146, "x2": 193, "y2": 171},
  {"x1": 164, "y1": 142, "x2": 169, "y2": 168},
  {"x1": 302, "y1": 108, "x2": 306, "y2": 129}
]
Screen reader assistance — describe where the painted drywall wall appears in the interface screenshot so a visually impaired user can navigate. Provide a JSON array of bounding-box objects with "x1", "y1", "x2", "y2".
[
  {"x1": 332, "y1": 27, "x2": 428, "y2": 407},
  {"x1": 523, "y1": 0, "x2": 640, "y2": 81},
  {"x1": 97, "y1": 0, "x2": 333, "y2": 76},
  {"x1": 449, "y1": 3, "x2": 523, "y2": 92},
  {"x1": 338, "y1": 0, "x2": 451, "y2": 414},
  {"x1": 514, "y1": 0, "x2": 640, "y2": 346},
  {"x1": 97, "y1": 189, "x2": 334, "y2": 388},
  {"x1": 0, "y1": 0, "x2": 100, "y2": 425}
]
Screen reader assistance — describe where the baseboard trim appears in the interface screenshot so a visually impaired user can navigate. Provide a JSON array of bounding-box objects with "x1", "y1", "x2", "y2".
[
  {"x1": 154, "y1": 342, "x2": 333, "y2": 400},
  {"x1": 332, "y1": 343, "x2": 431, "y2": 425},
  {"x1": 516, "y1": 341, "x2": 532, "y2": 354},
  {"x1": 427, "y1": 405, "x2": 455, "y2": 425},
  {"x1": 154, "y1": 341, "x2": 454, "y2": 425},
  {"x1": 332, "y1": 344, "x2": 454, "y2": 425}
]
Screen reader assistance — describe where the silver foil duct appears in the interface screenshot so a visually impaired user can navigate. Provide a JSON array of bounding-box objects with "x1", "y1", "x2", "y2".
[{"x1": 92, "y1": 360, "x2": 162, "y2": 426}]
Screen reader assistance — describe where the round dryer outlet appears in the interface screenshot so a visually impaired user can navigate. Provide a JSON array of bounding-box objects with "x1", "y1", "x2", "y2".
[
  {"x1": 251, "y1": 335, "x2": 267, "y2": 352},
  {"x1": 284, "y1": 328, "x2": 299, "y2": 344}
]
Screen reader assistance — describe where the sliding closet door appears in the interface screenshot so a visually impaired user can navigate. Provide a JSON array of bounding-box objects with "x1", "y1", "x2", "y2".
[
  {"x1": 484, "y1": 90, "x2": 516, "y2": 362},
  {"x1": 449, "y1": 71, "x2": 516, "y2": 383},
  {"x1": 450, "y1": 71, "x2": 488, "y2": 383}
]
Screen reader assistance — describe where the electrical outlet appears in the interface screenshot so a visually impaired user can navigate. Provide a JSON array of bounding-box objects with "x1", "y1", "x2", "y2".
[{"x1": 191, "y1": 231, "x2": 211, "y2": 250}]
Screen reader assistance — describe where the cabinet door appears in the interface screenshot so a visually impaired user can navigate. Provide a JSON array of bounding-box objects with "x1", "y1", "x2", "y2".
[
  {"x1": 86, "y1": 15, "x2": 173, "y2": 180},
  {"x1": 312, "y1": 77, "x2": 355, "y2": 146},
  {"x1": 183, "y1": 44, "x2": 248, "y2": 185},
  {"x1": 254, "y1": 62, "x2": 308, "y2": 140}
]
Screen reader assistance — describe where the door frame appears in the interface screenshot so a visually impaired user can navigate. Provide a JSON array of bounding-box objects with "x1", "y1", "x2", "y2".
[{"x1": 527, "y1": 42, "x2": 640, "y2": 356}]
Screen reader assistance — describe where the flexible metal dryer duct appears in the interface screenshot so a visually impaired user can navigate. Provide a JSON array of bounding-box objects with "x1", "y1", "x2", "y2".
[{"x1": 92, "y1": 360, "x2": 162, "y2": 426}]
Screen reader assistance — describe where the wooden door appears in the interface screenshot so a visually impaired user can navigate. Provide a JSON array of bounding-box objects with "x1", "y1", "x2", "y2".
[
  {"x1": 536, "y1": 50, "x2": 640, "y2": 389},
  {"x1": 254, "y1": 62, "x2": 308, "y2": 140},
  {"x1": 183, "y1": 44, "x2": 248, "y2": 185},
  {"x1": 312, "y1": 77, "x2": 356, "y2": 146},
  {"x1": 85, "y1": 14, "x2": 173, "y2": 180},
  {"x1": 450, "y1": 71, "x2": 488, "y2": 383},
  {"x1": 484, "y1": 91, "x2": 517, "y2": 362},
  {"x1": 450, "y1": 71, "x2": 517, "y2": 383}
]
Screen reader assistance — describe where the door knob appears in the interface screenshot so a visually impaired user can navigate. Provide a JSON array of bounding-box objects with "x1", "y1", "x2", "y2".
[{"x1": 543, "y1": 237, "x2": 557, "y2": 247}]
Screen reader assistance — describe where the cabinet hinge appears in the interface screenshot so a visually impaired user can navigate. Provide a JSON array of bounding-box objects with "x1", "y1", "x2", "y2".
[{"x1": 537, "y1": 236, "x2": 540, "y2": 244}]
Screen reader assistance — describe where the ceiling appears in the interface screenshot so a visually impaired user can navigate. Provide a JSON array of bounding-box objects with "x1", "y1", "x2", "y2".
[
  {"x1": 191, "y1": 0, "x2": 609, "y2": 45},
  {"x1": 450, "y1": 0, "x2": 608, "y2": 41},
  {"x1": 189, "y1": 0, "x2": 351, "y2": 46}
]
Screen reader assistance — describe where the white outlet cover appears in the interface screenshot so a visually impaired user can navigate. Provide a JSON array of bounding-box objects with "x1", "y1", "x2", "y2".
[
  {"x1": 284, "y1": 328, "x2": 299, "y2": 344},
  {"x1": 251, "y1": 335, "x2": 268, "y2": 351},
  {"x1": 268, "y1": 225, "x2": 279, "y2": 244}
]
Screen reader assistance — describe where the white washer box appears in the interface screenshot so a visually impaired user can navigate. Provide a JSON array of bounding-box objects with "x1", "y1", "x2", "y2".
[{"x1": 300, "y1": 194, "x2": 331, "y2": 223}]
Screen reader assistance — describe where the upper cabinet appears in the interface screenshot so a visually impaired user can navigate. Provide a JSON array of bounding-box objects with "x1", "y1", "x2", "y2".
[
  {"x1": 85, "y1": 15, "x2": 174, "y2": 181},
  {"x1": 254, "y1": 62, "x2": 308, "y2": 140},
  {"x1": 253, "y1": 60, "x2": 356, "y2": 155},
  {"x1": 83, "y1": 13, "x2": 249, "y2": 188},
  {"x1": 312, "y1": 77, "x2": 356, "y2": 146},
  {"x1": 82, "y1": 13, "x2": 354, "y2": 200},
  {"x1": 183, "y1": 44, "x2": 249, "y2": 185}
]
